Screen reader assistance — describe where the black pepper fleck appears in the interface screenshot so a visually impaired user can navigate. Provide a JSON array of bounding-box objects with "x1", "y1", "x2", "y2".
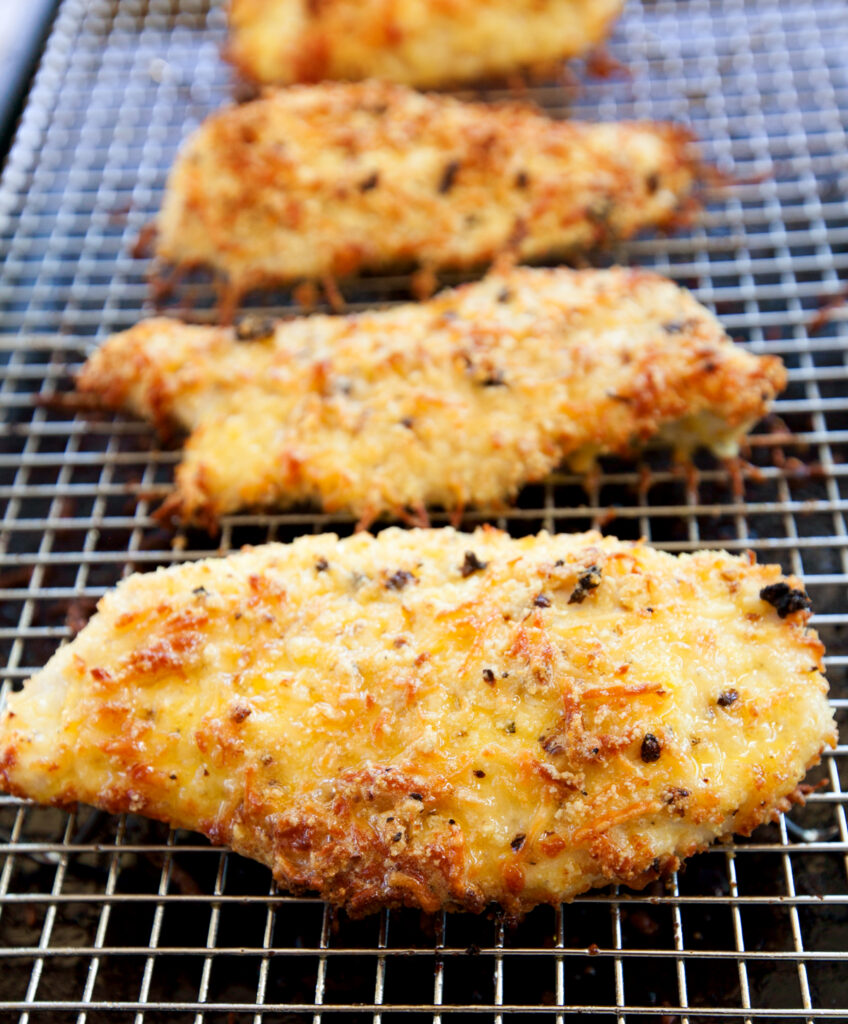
[
  {"x1": 481, "y1": 369, "x2": 507, "y2": 387},
  {"x1": 315, "y1": 557, "x2": 329, "y2": 572},
  {"x1": 392, "y1": 833, "x2": 403, "y2": 842},
  {"x1": 497, "y1": 288, "x2": 513, "y2": 303},
  {"x1": 514, "y1": 170, "x2": 529, "y2": 189},
  {"x1": 438, "y1": 159, "x2": 461, "y2": 193},
  {"x1": 717, "y1": 689, "x2": 739, "y2": 707},
  {"x1": 234, "y1": 315, "x2": 275, "y2": 341},
  {"x1": 385, "y1": 569, "x2": 415, "y2": 591},
  {"x1": 568, "y1": 565, "x2": 602, "y2": 604},
  {"x1": 646, "y1": 171, "x2": 660, "y2": 194},
  {"x1": 587, "y1": 197, "x2": 613, "y2": 227},
  {"x1": 482, "y1": 668, "x2": 496, "y2": 684},
  {"x1": 192, "y1": 586, "x2": 208, "y2": 597},
  {"x1": 359, "y1": 170, "x2": 380, "y2": 191},
  {"x1": 759, "y1": 582, "x2": 812, "y2": 618},
  {"x1": 448, "y1": 819, "x2": 456, "y2": 825},
  {"x1": 505, "y1": 722, "x2": 516, "y2": 734},
  {"x1": 473, "y1": 769, "x2": 486, "y2": 778},
  {"x1": 534, "y1": 594, "x2": 552, "y2": 608},
  {"x1": 641, "y1": 733, "x2": 662, "y2": 763},
  {"x1": 510, "y1": 834, "x2": 526, "y2": 851},
  {"x1": 410, "y1": 793, "x2": 423, "y2": 801},
  {"x1": 461, "y1": 551, "x2": 488, "y2": 577}
]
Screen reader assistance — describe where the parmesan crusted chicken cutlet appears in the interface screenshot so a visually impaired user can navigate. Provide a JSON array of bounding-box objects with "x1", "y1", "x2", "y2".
[
  {"x1": 155, "y1": 81, "x2": 699, "y2": 297},
  {"x1": 0, "y1": 528, "x2": 834, "y2": 917},
  {"x1": 227, "y1": 0, "x2": 625, "y2": 88},
  {"x1": 77, "y1": 266, "x2": 785, "y2": 528}
]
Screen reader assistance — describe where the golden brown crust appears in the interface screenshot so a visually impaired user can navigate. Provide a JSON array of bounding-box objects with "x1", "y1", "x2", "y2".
[
  {"x1": 227, "y1": 0, "x2": 626, "y2": 89},
  {"x1": 0, "y1": 528, "x2": 835, "y2": 917},
  {"x1": 155, "y1": 81, "x2": 700, "y2": 296},
  {"x1": 77, "y1": 266, "x2": 785, "y2": 527}
]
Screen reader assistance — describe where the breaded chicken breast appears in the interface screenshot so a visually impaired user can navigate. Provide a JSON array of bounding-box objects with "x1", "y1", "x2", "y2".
[
  {"x1": 227, "y1": 0, "x2": 625, "y2": 88},
  {"x1": 77, "y1": 266, "x2": 785, "y2": 528},
  {"x1": 0, "y1": 528, "x2": 834, "y2": 917},
  {"x1": 155, "y1": 81, "x2": 699, "y2": 297}
]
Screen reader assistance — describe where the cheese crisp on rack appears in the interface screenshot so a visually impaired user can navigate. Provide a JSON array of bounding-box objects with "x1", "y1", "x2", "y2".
[
  {"x1": 228, "y1": 0, "x2": 625, "y2": 88},
  {"x1": 77, "y1": 266, "x2": 784, "y2": 528},
  {"x1": 0, "y1": 527, "x2": 834, "y2": 916},
  {"x1": 156, "y1": 81, "x2": 699, "y2": 299}
]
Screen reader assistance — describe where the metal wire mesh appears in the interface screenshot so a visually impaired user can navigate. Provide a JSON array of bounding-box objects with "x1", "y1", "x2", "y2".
[{"x1": 0, "y1": 0, "x2": 847, "y2": 1020}]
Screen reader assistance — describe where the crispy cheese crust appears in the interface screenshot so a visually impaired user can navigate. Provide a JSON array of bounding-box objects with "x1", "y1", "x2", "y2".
[
  {"x1": 77, "y1": 266, "x2": 786, "y2": 528},
  {"x1": 156, "y1": 81, "x2": 699, "y2": 294},
  {"x1": 227, "y1": 0, "x2": 626, "y2": 88},
  {"x1": 0, "y1": 528, "x2": 835, "y2": 917}
]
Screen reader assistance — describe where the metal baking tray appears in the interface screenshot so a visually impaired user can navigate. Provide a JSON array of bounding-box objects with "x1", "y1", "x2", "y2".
[{"x1": 0, "y1": 0, "x2": 846, "y2": 1019}]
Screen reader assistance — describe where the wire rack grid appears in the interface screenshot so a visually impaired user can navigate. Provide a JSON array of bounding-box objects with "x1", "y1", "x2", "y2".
[{"x1": 0, "y1": 0, "x2": 847, "y2": 1021}]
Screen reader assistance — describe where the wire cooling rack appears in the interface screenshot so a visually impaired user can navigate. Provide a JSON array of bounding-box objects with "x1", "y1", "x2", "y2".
[{"x1": 1, "y1": 0, "x2": 847, "y2": 1020}]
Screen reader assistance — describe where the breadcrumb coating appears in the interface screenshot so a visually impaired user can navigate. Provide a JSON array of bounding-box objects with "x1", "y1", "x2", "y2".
[
  {"x1": 227, "y1": 0, "x2": 625, "y2": 88},
  {"x1": 156, "y1": 81, "x2": 700, "y2": 297},
  {"x1": 77, "y1": 266, "x2": 785, "y2": 528},
  {"x1": 0, "y1": 527, "x2": 834, "y2": 916}
]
